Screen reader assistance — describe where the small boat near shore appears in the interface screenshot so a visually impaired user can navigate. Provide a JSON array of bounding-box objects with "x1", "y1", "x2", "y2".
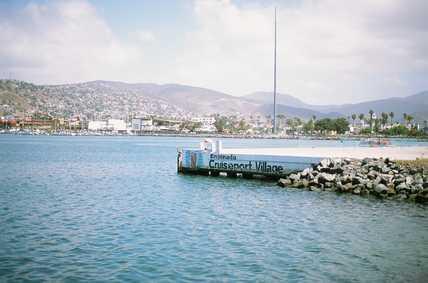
[{"x1": 359, "y1": 137, "x2": 391, "y2": 147}]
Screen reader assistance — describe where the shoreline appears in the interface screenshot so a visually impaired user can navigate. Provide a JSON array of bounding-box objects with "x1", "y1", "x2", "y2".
[
  {"x1": 1, "y1": 130, "x2": 428, "y2": 142},
  {"x1": 278, "y1": 157, "x2": 428, "y2": 204}
]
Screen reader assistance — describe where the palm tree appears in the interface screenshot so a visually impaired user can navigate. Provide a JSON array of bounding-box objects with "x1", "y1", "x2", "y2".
[
  {"x1": 381, "y1": 112, "x2": 388, "y2": 129},
  {"x1": 406, "y1": 114, "x2": 414, "y2": 127},
  {"x1": 369, "y1": 110, "x2": 374, "y2": 130},
  {"x1": 358, "y1": 113, "x2": 365, "y2": 128},
  {"x1": 389, "y1": 112, "x2": 394, "y2": 125},
  {"x1": 351, "y1": 114, "x2": 356, "y2": 126},
  {"x1": 312, "y1": 115, "x2": 316, "y2": 122}
]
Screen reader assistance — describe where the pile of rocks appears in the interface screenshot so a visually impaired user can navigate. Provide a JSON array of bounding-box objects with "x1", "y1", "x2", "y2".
[{"x1": 278, "y1": 158, "x2": 428, "y2": 203}]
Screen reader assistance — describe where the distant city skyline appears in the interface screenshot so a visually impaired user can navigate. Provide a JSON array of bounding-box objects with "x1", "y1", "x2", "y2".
[{"x1": 0, "y1": 0, "x2": 427, "y2": 105}]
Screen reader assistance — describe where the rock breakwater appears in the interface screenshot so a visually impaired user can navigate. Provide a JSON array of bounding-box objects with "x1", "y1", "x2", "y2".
[{"x1": 278, "y1": 158, "x2": 428, "y2": 203}]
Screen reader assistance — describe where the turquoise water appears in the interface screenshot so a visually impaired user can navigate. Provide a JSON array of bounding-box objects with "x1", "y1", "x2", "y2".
[{"x1": 1, "y1": 135, "x2": 427, "y2": 282}]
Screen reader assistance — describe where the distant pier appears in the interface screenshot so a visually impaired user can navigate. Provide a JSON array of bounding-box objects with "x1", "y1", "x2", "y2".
[{"x1": 177, "y1": 140, "x2": 428, "y2": 180}]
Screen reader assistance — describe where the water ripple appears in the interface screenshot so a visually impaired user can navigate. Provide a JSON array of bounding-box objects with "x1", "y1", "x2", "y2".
[{"x1": 0, "y1": 135, "x2": 427, "y2": 282}]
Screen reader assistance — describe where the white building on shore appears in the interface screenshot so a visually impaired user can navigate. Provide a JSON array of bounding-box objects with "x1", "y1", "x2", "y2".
[
  {"x1": 107, "y1": 119, "x2": 127, "y2": 132},
  {"x1": 88, "y1": 119, "x2": 127, "y2": 133},
  {"x1": 191, "y1": 116, "x2": 216, "y2": 133},
  {"x1": 88, "y1": 120, "x2": 107, "y2": 131},
  {"x1": 191, "y1": 116, "x2": 215, "y2": 126},
  {"x1": 132, "y1": 117, "x2": 154, "y2": 132}
]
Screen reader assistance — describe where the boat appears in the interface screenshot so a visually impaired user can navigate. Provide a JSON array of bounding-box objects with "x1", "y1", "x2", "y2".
[{"x1": 359, "y1": 137, "x2": 391, "y2": 147}]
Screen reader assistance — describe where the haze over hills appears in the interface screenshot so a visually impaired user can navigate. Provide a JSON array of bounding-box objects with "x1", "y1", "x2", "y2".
[
  {"x1": 244, "y1": 92, "x2": 311, "y2": 109},
  {"x1": 244, "y1": 92, "x2": 341, "y2": 119},
  {"x1": 245, "y1": 91, "x2": 428, "y2": 122},
  {"x1": 1, "y1": 79, "x2": 427, "y2": 122}
]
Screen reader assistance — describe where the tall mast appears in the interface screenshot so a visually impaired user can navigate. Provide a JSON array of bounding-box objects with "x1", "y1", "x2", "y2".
[{"x1": 273, "y1": 7, "x2": 277, "y2": 134}]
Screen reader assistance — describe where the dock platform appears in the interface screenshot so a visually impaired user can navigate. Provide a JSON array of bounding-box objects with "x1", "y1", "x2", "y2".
[{"x1": 177, "y1": 140, "x2": 428, "y2": 179}]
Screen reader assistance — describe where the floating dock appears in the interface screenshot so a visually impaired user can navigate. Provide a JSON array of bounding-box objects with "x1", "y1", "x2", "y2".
[{"x1": 177, "y1": 140, "x2": 428, "y2": 179}]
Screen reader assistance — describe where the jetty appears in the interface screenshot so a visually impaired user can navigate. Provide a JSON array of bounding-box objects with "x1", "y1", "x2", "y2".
[{"x1": 177, "y1": 140, "x2": 428, "y2": 179}]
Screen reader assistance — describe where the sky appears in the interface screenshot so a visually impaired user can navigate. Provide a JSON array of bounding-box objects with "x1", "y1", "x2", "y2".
[{"x1": 0, "y1": 0, "x2": 427, "y2": 105}]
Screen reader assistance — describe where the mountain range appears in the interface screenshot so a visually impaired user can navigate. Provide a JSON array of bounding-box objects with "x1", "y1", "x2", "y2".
[
  {"x1": 0, "y1": 79, "x2": 427, "y2": 122},
  {"x1": 244, "y1": 91, "x2": 428, "y2": 122}
]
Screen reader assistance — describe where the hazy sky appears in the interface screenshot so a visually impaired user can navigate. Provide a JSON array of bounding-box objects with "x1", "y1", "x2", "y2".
[{"x1": 0, "y1": 0, "x2": 427, "y2": 104}]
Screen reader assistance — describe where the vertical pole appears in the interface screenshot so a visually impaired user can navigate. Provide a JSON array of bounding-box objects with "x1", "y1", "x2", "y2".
[{"x1": 273, "y1": 7, "x2": 277, "y2": 134}]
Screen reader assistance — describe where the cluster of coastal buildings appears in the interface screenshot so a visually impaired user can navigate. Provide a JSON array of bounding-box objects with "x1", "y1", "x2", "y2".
[
  {"x1": 1, "y1": 112, "x2": 427, "y2": 136},
  {"x1": 0, "y1": 115, "x2": 217, "y2": 134}
]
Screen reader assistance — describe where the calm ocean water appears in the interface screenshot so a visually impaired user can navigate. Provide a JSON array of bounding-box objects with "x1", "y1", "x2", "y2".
[{"x1": 1, "y1": 135, "x2": 427, "y2": 282}]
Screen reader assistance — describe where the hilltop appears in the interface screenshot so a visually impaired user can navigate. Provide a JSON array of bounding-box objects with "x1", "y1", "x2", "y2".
[{"x1": 1, "y1": 79, "x2": 427, "y2": 122}]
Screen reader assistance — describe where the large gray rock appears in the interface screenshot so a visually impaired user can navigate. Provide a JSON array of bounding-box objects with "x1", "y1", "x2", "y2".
[
  {"x1": 320, "y1": 167, "x2": 331, "y2": 173},
  {"x1": 395, "y1": 182, "x2": 408, "y2": 192},
  {"x1": 394, "y1": 177, "x2": 405, "y2": 186},
  {"x1": 381, "y1": 166, "x2": 391, "y2": 174},
  {"x1": 340, "y1": 175, "x2": 352, "y2": 184},
  {"x1": 371, "y1": 161, "x2": 385, "y2": 172},
  {"x1": 292, "y1": 180, "x2": 303, "y2": 188},
  {"x1": 301, "y1": 180, "x2": 309, "y2": 188},
  {"x1": 414, "y1": 184, "x2": 424, "y2": 192},
  {"x1": 415, "y1": 175, "x2": 424, "y2": 185},
  {"x1": 320, "y1": 158, "x2": 332, "y2": 168},
  {"x1": 309, "y1": 177, "x2": 319, "y2": 187},
  {"x1": 374, "y1": 184, "x2": 388, "y2": 195},
  {"x1": 330, "y1": 166, "x2": 344, "y2": 174},
  {"x1": 380, "y1": 174, "x2": 393, "y2": 184},
  {"x1": 387, "y1": 187, "x2": 396, "y2": 196},
  {"x1": 405, "y1": 176, "x2": 414, "y2": 185},
  {"x1": 342, "y1": 183, "x2": 354, "y2": 192},
  {"x1": 318, "y1": 173, "x2": 336, "y2": 183},
  {"x1": 352, "y1": 176, "x2": 366, "y2": 185},
  {"x1": 367, "y1": 170, "x2": 378, "y2": 180},
  {"x1": 362, "y1": 158, "x2": 371, "y2": 165},
  {"x1": 278, "y1": 178, "x2": 292, "y2": 187},
  {"x1": 374, "y1": 176, "x2": 382, "y2": 185},
  {"x1": 289, "y1": 173, "x2": 300, "y2": 182},
  {"x1": 409, "y1": 185, "x2": 420, "y2": 194},
  {"x1": 301, "y1": 168, "x2": 312, "y2": 178}
]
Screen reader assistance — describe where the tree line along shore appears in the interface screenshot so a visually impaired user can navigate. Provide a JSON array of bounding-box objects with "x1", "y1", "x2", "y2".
[{"x1": 1, "y1": 111, "x2": 428, "y2": 138}]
